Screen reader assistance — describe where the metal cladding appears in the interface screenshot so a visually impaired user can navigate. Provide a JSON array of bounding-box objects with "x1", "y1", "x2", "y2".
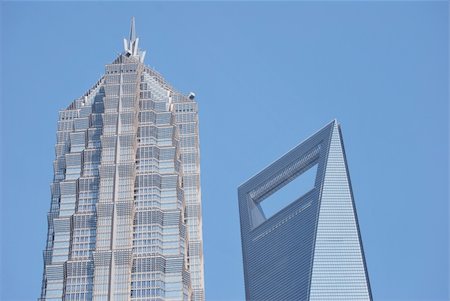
[
  {"x1": 40, "y1": 18, "x2": 204, "y2": 301},
  {"x1": 238, "y1": 120, "x2": 372, "y2": 301}
]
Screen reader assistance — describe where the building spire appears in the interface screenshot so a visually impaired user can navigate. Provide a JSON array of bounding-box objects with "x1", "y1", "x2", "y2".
[
  {"x1": 123, "y1": 17, "x2": 146, "y2": 62},
  {"x1": 130, "y1": 16, "x2": 136, "y2": 43}
]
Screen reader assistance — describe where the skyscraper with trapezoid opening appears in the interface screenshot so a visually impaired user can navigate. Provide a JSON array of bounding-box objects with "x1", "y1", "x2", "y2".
[
  {"x1": 40, "y1": 17, "x2": 205, "y2": 301},
  {"x1": 238, "y1": 120, "x2": 372, "y2": 301}
]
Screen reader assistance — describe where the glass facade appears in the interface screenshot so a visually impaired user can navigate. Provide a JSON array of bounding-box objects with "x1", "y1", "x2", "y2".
[
  {"x1": 238, "y1": 120, "x2": 372, "y2": 301},
  {"x1": 40, "y1": 18, "x2": 204, "y2": 301}
]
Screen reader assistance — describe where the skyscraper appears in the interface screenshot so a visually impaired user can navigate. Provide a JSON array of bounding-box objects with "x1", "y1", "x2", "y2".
[
  {"x1": 40, "y1": 18, "x2": 204, "y2": 301},
  {"x1": 238, "y1": 120, "x2": 372, "y2": 300}
]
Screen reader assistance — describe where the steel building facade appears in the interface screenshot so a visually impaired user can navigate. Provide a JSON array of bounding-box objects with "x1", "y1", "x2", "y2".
[
  {"x1": 238, "y1": 120, "x2": 372, "y2": 301},
  {"x1": 40, "y1": 19, "x2": 204, "y2": 301}
]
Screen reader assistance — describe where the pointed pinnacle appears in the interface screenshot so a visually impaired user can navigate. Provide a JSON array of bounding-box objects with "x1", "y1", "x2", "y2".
[{"x1": 130, "y1": 16, "x2": 136, "y2": 43}]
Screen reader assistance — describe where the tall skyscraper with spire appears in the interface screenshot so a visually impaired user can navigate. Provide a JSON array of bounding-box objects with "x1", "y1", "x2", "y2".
[{"x1": 40, "y1": 18, "x2": 205, "y2": 301}]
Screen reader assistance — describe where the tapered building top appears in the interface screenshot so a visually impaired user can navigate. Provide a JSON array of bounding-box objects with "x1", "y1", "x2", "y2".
[
  {"x1": 40, "y1": 17, "x2": 205, "y2": 301},
  {"x1": 238, "y1": 120, "x2": 372, "y2": 301},
  {"x1": 123, "y1": 17, "x2": 146, "y2": 62}
]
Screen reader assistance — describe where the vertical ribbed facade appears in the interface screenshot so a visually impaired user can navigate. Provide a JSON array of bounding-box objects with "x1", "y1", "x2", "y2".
[
  {"x1": 172, "y1": 94, "x2": 204, "y2": 301},
  {"x1": 238, "y1": 120, "x2": 372, "y2": 301},
  {"x1": 40, "y1": 19, "x2": 204, "y2": 301},
  {"x1": 309, "y1": 122, "x2": 371, "y2": 300}
]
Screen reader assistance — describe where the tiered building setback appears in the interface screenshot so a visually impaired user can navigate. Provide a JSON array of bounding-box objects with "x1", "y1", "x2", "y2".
[{"x1": 40, "y1": 18, "x2": 204, "y2": 301}]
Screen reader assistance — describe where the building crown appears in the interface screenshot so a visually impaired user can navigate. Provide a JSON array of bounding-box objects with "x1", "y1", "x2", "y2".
[{"x1": 123, "y1": 17, "x2": 146, "y2": 62}]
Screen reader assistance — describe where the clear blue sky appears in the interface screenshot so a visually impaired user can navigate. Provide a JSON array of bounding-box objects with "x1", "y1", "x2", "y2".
[{"x1": 1, "y1": 2, "x2": 448, "y2": 300}]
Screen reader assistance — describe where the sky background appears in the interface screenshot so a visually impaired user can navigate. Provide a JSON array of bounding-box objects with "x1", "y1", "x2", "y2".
[{"x1": 1, "y1": 1, "x2": 449, "y2": 300}]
